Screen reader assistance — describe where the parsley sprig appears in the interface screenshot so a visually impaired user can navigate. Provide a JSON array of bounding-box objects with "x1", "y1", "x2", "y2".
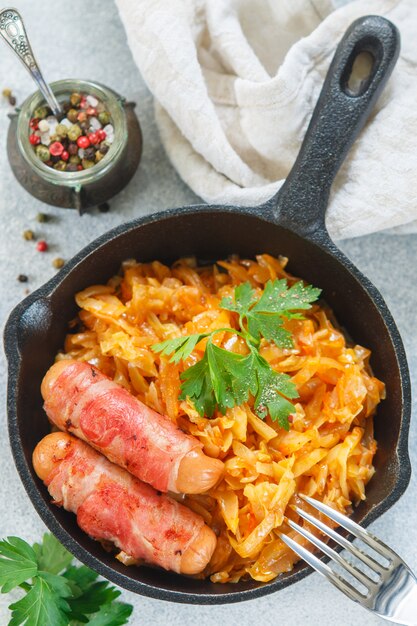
[
  {"x1": 0, "y1": 533, "x2": 133, "y2": 626},
  {"x1": 153, "y1": 278, "x2": 321, "y2": 430}
]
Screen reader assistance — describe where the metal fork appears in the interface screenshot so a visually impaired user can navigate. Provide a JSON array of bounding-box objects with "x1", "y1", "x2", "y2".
[{"x1": 280, "y1": 495, "x2": 417, "y2": 625}]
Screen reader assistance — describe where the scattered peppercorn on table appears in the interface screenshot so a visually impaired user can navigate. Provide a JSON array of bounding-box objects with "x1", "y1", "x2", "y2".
[{"x1": 0, "y1": 1, "x2": 416, "y2": 626}]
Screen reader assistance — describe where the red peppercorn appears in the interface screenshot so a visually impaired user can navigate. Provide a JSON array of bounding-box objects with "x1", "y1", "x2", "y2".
[
  {"x1": 80, "y1": 97, "x2": 88, "y2": 109},
  {"x1": 61, "y1": 150, "x2": 69, "y2": 161},
  {"x1": 29, "y1": 133, "x2": 41, "y2": 145},
  {"x1": 86, "y1": 106, "x2": 97, "y2": 116},
  {"x1": 77, "y1": 164, "x2": 83, "y2": 171},
  {"x1": 97, "y1": 129, "x2": 107, "y2": 142},
  {"x1": 88, "y1": 132, "x2": 99, "y2": 145},
  {"x1": 77, "y1": 136, "x2": 90, "y2": 149},
  {"x1": 49, "y1": 141, "x2": 64, "y2": 156},
  {"x1": 77, "y1": 111, "x2": 87, "y2": 123},
  {"x1": 37, "y1": 240, "x2": 48, "y2": 252},
  {"x1": 29, "y1": 118, "x2": 39, "y2": 130}
]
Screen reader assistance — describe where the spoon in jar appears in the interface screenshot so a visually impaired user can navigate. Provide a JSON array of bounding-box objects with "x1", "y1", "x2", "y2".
[{"x1": 0, "y1": 7, "x2": 62, "y2": 116}]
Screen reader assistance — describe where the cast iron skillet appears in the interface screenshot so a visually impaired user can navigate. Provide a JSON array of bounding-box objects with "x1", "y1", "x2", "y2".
[{"x1": 4, "y1": 15, "x2": 411, "y2": 604}]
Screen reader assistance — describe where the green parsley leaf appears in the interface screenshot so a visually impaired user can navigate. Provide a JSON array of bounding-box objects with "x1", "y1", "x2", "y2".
[
  {"x1": 85, "y1": 601, "x2": 133, "y2": 626},
  {"x1": 8, "y1": 575, "x2": 70, "y2": 626},
  {"x1": 33, "y1": 533, "x2": 73, "y2": 576},
  {"x1": 252, "y1": 279, "x2": 321, "y2": 316},
  {"x1": 152, "y1": 333, "x2": 208, "y2": 364},
  {"x1": 37, "y1": 571, "x2": 72, "y2": 599},
  {"x1": 152, "y1": 276, "x2": 320, "y2": 426},
  {"x1": 225, "y1": 279, "x2": 321, "y2": 349},
  {"x1": 247, "y1": 312, "x2": 293, "y2": 349},
  {"x1": 179, "y1": 352, "x2": 216, "y2": 417},
  {"x1": 63, "y1": 565, "x2": 98, "y2": 594},
  {"x1": 206, "y1": 343, "x2": 251, "y2": 413},
  {"x1": 67, "y1": 581, "x2": 120, "y2": 622},
  {"x1": 220, "y1": 282, "x2": 256, "y2": 314},
  {"x1": 1, "y1": 533, "x2": 133, "y2": 626},
  {"x1": 0, "y1": 537, "x2": 38, "y2": 594},
  {"x1": 252, "y1": 353, "x2": 298, "y2": 430}
]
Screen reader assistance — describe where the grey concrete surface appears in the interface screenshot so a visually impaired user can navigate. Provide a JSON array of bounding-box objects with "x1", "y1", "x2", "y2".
[{"x1": 0, "y1": 2, "x2": 415, "y2": 625}]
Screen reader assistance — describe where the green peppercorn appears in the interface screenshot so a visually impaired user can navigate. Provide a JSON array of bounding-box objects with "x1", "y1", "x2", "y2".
[
  {"x1": 67, "y1": 108, "x2": 78, "y2": 123},
  {"x1": 2, "y1": 88, "x2": 12, "y2": 98},
  {"x1": 52, "y1": 257, "x2": 65, "y2": 269},
  {"x1": 23, "y1": 229, "x2": 35, "y2": 241},
  {"x1": 69, "y1": 155, "x2": 81, "y2": 165},
  {"x1": 35, "y1": 144, "x2": 50, "y2": 162},
  {"x1": 53, "y1": 160, "x2": 67, "y2": 171},
  {"x1": 36, "y1": 212, "x2": 48, "y2": 223},
  {"x1": 95, "y1": 150, "x2": 104, "y2": 162},
  {"x1": 98, "y1": 111, "x2": 110, "y2": 125},
  {"x1": 81, "y1": 159, "x2": 95, "y2": 169},
  {"x1": 33, "y1": 106, "x2": 48, "y2": 119},
  {"x1": 67, "y1": 124, "x2": 82, "y2": 141},
  {"x1": 70, "y1": 92, "x2": 82, "y2": 107},
  {"x1": 56, "y1": 124, "x2": 68, "y2": 137}
]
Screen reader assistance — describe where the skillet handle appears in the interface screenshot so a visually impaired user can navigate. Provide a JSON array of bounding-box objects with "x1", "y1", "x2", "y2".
[{"x1": 272, "y1": 15, "x2": 400, "y2": 239}]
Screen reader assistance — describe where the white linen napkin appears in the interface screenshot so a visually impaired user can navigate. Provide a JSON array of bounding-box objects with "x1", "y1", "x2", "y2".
[{"x1": 115, "y1": 0, "x2": 417, "y2": 240}]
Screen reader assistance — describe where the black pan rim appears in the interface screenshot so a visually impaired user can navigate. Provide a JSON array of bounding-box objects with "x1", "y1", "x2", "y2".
[{"x1": 4, "y1": 203, "x2": 412, "y2": 604}]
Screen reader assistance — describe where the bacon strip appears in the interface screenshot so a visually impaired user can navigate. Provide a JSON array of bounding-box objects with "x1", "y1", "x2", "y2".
[
  {"x1": 43, "y1": 360, "x2": 202, "y2": 492},
  {"x1": 39, "y1": 434, "x2": 214, "y2": 573}
]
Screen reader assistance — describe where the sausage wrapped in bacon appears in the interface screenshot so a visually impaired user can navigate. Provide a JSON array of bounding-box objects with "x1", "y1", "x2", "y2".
[
  {"x1": 41, "y1": 360, "x2": 223, "y2": 494},
  {"x1": 33, "y1": 432, "x2": 217, "y2": 575}
]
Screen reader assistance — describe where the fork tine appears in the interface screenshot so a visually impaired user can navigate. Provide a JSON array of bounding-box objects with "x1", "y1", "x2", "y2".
[
  {"x1": 279, "y1": 532, "x2": 365, "y2": 604},
  {"x1": 294, "y1": 505, "x2": 386, "y2": 576},
  {"x1": 300, "y1": 495, "x2": 394, "y2": 561},
  {"x1": 285, "y1": 517, "x2": 376, "y2": 590}
]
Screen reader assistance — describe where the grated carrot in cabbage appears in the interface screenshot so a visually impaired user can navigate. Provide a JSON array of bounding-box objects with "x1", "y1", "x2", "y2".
[{"x1": 57, "y1": 254, "x2": 385, "y2": 583}]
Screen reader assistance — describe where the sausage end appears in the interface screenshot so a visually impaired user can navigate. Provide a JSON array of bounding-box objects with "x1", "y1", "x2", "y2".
[
  {"x1": 33, "y1": 432, "x2": 74, "y2": 481},
  {"x1": 176, "y1": 449, "x2": 224, "y2": 494},
  {"x1": 41, "y1": 359, "x2": 77, "y2": 401},
  {"x1": 180, "y1": 524, "x2": 217, "y2": 575}
]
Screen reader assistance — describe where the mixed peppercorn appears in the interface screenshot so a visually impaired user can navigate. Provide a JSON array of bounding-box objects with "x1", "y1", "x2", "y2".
[
  {"x1": 18, "y1": 212, "x2": 66, "y2": 282},
  {"x1": 29, "y1": 92, "x2": 114, "y2": 172},
  {"x1": 3, "y1": 87, "x2": 16, "y2": 106}
]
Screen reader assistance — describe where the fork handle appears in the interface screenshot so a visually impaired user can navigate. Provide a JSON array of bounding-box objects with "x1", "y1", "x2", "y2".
[{"x1": 382, "y1": 579, "x2": 417, "y2": 626}]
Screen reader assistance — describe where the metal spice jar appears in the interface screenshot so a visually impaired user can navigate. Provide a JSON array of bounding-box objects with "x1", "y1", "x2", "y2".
[{"x1": 7, "y1": 79, "x2": 142, "y2": 213}]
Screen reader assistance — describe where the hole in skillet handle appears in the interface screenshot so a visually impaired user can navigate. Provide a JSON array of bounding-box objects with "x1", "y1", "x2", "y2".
[{"x1": 343, "y1": 43, "x2": 379, "y2": 97}]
